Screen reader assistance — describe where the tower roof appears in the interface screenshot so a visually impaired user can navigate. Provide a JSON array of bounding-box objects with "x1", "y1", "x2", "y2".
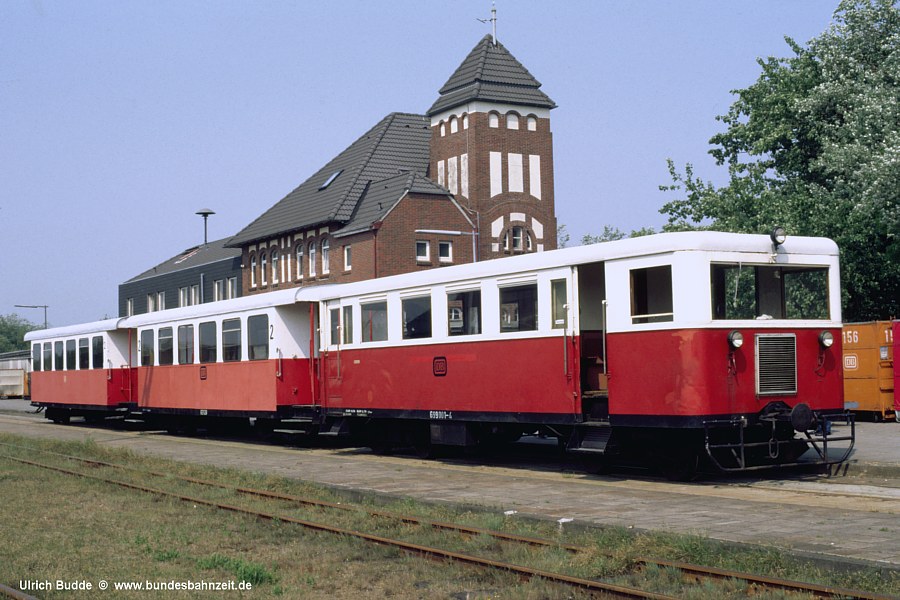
[{"x1": 428, "y1": 35, "x2": 556, "y2": 116}]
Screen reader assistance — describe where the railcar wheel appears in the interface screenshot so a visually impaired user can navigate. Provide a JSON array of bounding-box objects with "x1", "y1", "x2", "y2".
[{"x1": 47, "y1": 408, "x2": 71, "y2": 425}]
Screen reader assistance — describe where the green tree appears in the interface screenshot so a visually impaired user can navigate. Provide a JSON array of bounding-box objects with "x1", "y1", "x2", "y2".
[
  {"x1": 581, "y1": 225, "x2": 656, "y2": 245},
  {"x1": 0, "y1": 314, "x2": 40, "y2": 353},
  {"x1": 660, "y1": 0, "x2": 900, "y2": 321}
]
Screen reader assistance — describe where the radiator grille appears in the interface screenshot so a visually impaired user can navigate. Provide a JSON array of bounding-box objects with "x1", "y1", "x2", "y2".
[{"x1": 756, "y1": 334, "x2": 797, "y2": 396}]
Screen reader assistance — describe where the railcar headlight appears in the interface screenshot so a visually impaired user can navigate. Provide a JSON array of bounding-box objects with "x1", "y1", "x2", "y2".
[
  {"x1": 818, "y1": 330, "x2": 834, "y2": 348},
  {"x1": 728, "y1": 330, "x2": 744, "y2": 349},
  {"x1": 770, "y1": 226, "x2": 787, "y2": 246}
]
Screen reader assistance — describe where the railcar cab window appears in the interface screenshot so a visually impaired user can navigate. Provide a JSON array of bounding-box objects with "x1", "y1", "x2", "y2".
[
  {"x1": 158, "y1": 327, "x2": 174, "y2": 366},
  {"x1": 54, "y1": 341, "x2": 64, "y2": 371},
  {"x1": 78, "y1": 338, "x2": 89, "y2": 370},
  {"x1": 361, "y1": 301, "x2": 388, "y2": 342},
  {"x1": 448, "y1": 290, "x2": 481, "y2": 336},
  {"x1": 65, "y1": 340, "x2": 75, "y2": 370},
  {"x1": 630, "y1": 266, "x2": 673, "y2": 324},
  {"x1": 329, "y1": 308, "x2": 341, "y2": 346},
  {"x1": 199, "y1": 321, "x2": 217, "y2": 363},
  {"x1": 551, "y1": 279, "x2": 567, "y2": 329},
  {"x1": 222, "y1": 318, "x2": 241, "y2": 362},
  {"x1": 500, "y1": 284, "x2": 538, "y2": 332},
  {"x1": 92, "y1": 336, "x2": 103, "y2": 369},
  {"x1": 32, "y1": 344, "x2": 41, "y2": 372},
  {"x1": 342, "y1": 306, "x2": 353, "y2": 344},
  {"x1": 43, "y1": 343, "x2": 52, "y2": 371},
  {"x1": 710, "y1": 264, "x2": 830, "y2": 320},
  {"x1": 140, "y1": 330, "x2": 154, "y2": 367},
  {"x1": 178, "y1": 325, "x2": 194, "y2": 365},
  {"x1": 248, "y1": 315, "x2": 269, "y2": 360},
  {"x1": 402, "y1": 296, "x2": 432, "y2": 339}
]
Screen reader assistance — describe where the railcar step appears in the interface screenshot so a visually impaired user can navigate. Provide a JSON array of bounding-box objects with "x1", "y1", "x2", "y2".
[{"x1": 567, "y1": 423, "x2": 612, "y2": 454}]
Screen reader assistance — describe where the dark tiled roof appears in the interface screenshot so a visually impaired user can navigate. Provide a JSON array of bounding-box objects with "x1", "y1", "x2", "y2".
[
  {"x1": 335, "y1": 172, "x2": 453, "y2": 238},
  {"x1": 227, "y1": 112, "x2": 431, "y2": 247},
  {"x1": 428, "y1": 35, "x2": 556, "y2": 116},
  {"x1": 125, "y1": 237, "x2": 241, "y2": 283}
]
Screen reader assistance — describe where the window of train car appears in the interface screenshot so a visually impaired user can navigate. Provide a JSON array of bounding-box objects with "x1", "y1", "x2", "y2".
[
  {"x1": 402, "y1": 296, "x2": 432, "y2": 339},
  {"x1": 199, "y1": 321, "x2": 217, "y2": 363},
  {"x1": 54, "y1": 341, "x2": 64, "y2": 371},
  {"x1": 551, "y1": 279, "x2": 567, "y2": 329},
  {"x1": 140, "y1": 330, "x2": 154, "y2": 367},
  {"x1": 630, "y1": 266, "x2": 674, "y2": 324},
  {"x1": 158, "y1": 327, "x2": 174, "y2": 366},
  {"x1": 222, "y1": 318, "x2": 241, "y2": 362},
  {"x1": 92, "y1": 336, "x2": 103, "y2": 369},
  {"x1": 248, "y1": 315, "x2": 269, "y2": 360},
  {"x1": 500, "y1": 284, "x2": 538, "y2": 332},
  {"x1": 43, "y1": 343, "x2": 52, "y2": 371},
  {"x1": 78, "y1": 338, "x2": 89, "y2": 370},
  {"x1": 65, "y1": 340, "x2": 76, "y2": 370},
  {"x1": 342, "y1": 306, "x2": 353, "y2": 344},
  {"x1": 361, "y1": 301, "x2": 388, "y2": 342},
  {"x1": 710, "y1": 264, "x2": 830, "y2": 320},
  {"x1": 330, "y1": 308, "x2": 341, "y2": 346},
  {"x1": 448, "y1": 290, "x2": 481, "y2": 336},
  {"x1": 178, "y1": 325, "x2": 194, "y2": 365},
  {"x1": 32, "y1": 344, "x2": 41, "y2": 372}
]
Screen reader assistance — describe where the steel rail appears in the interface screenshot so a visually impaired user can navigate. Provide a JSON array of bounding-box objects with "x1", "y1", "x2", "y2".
[
  {"x1": 3, "y1": 455, "x2": 675, "y2": 600},
  {"x1": 1, "y1": 442, "x2": 893, "y2": 600}
]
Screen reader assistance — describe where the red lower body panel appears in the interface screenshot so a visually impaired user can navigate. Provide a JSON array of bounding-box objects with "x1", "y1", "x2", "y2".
[{"x1": 31, "y1": 369, "x2": 132, "y2": 408}]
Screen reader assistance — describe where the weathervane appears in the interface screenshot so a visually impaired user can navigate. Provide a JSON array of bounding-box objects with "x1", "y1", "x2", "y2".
[{"x1": 478, "y1": 1, "x2": 498, "y2": 45}]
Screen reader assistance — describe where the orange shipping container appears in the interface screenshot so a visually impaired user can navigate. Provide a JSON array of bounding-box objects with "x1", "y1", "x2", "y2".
[{"x1": 842, "y1": 321, "x2": 895, "y2": 421}]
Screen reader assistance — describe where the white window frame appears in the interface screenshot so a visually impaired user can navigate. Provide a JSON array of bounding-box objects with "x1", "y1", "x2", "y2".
[
  {"x1": 179, "y1": 286, "x2": 189, "y2": 307},
  {"x1": 190, "y1": 284, "x2": 200, "y2": 305},
  {"x1": 296, "y1": 244, "x2": 303, "y2": 280},
  {"x1": 438, "y1": 241, "x2": 453, "y2": 264},
  {"x1": 416, "y1": 240, "x2": 430, "y2": 262},
  {"x1": 214, "y1": 279, "x2": 225, "y2": 302},
  {"x1": 272, "y1": 249, "x2": 280, "y2": 284},
  {"x1": 309, "y1": 241, "x2": 317, "y2": 277},
  {"x1": 322, "y1": 239, "x2": 330, "y2": 275},
  {"x1": 261, "y1": 253, "x2": 268, "y2": 286},
  {"x1": 344, "y1": 245, "x2": 352, "y2": 271},
  {"x1": 250, "y1": 254, "x2": 257, "y2": 288},
  {"x1": 226, "y1": 277, "x2": 237, "y2": 299}
]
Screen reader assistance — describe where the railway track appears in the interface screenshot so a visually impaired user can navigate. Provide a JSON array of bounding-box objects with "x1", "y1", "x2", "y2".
[{"x1": 0, "y1": 442, "x2": 892, "y2": 600}]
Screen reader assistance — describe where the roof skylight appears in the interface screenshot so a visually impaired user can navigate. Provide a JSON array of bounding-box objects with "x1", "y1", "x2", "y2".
[{"x1": 319, "y1": 169, "x2": 343, "y2": 190}]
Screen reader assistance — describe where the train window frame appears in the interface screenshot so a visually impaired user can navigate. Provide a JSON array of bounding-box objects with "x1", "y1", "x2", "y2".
[
  {"x1": 630, "y1": 265, "x2": 674, "y2": 324},
  {"x1": 361, "y1": 300, "x2": 388, "y2": 343},
  {"x1": 158, "y1": 327, "x2": 174, "y2": 366},
  {"x1": 447, "y1": 289, "x2": 481, "y2": 336},
  {"x1": 178, "y1": 325, "x2": 195, "y2": 365},
  {"x1": 140, "y1": 330, "x2": 154, "y2": 367},
  {"x1": 342, "y1": 306, "x2": 353, "y2": 345},
  {"x1": 199, "y1": 321, "x2": 217, "y2": 364},
  {"x1": 54, "y1": 341, "x2": 64, "y2": 371},
  {"x1": 92, "y1": 336, "x2": 103, "y2": 369},
  {"x1": 43, "y1": 343, "x2": 52, "y2": 372},
  {"x1": 710, "y1": 263, "x2": 830, "y2": 321},
  {"x1": 32, "y1": 344, "x2": 41, "y2": 372},
  {"x1": 402, "y1": 296, "x2": 432, "y2": 340},
  {"x1": 248, "y1": 314, "x2": 269, "y2": 361},
  {"x1": 65, "y1": 339, "x2": 76, "y2": 371},
  {"x1": 499, "y1": 283, "x2": 539, "y2": 333},
  {"x1": 222, "y1": 318, "x2": 242, "y2": 362},
  {"x1": 78, "y1": 337, "x2": 89, "y2": 370},
  {"x1": 551, "y1": 279, "x2": 568, "y2": 329},
  {"x1": 329, "y1": 307, "x2": 341, "y2": 347}
]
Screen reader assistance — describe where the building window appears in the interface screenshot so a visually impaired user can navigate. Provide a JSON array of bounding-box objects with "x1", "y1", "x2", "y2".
[
  {"x1": 488, "y1": 112, "x2": 499, "y2": 128},
  {"x1": 226, "y1": 277, "x2": 238, "y2": 299},
  {"x1": 437, "y1": 160, "x2": 445, "y2": 187},
  {"x1": 214, "y1": 279, "x2": 225, "y2": 301},
  {"x1": 190, "y1": 284, "x2": 200, "y2": 305},
  {"x1": 140, "y1": 330, "x2": 154, "y2": 367},
  {"x1": 439, "y1": 121, "x2": 445, "y2": 137},
  {"x1": 462, "y1": 114, "x2": 469, "y2": 129},
  {"x1": 157, "y1": 291, "x2": 166, "y2": 311},
  {"x1": 527, "y1": 116, "x2": 537, "y2": 131},
  {"x1": 179, "y1": 287, "x2": 190, "y2": 307},
  {"x1": 309, "y1": 241, "x2": 317, "y2": 277},
  {"x1": 261, "y1": 253, "x2": 268, "y2": 286},
  {"x1": 322, "y1": 239, "x2": 330, "y2": 275},
  {"x1": 402, "y1": 296, "x2": 432, "y2": 339},
  {"x1": 449, "y1": 290, "x2": 481, "y2": 336},
  {"x1": 361, "y1": 301, "x2": 388, "y2": 343},
  {"x1": 512, "y1": 226, "x2": 524, "y2": 251},
  {"x1": 199, "y1": 321, "x2": 217, "y2": 363},
  {"x1": 500, "y1": 283, "x2": 538, "y2": 332},
  {"x1": 78, "y1": 338, "x2": 89, "y2": 370},
  {"x1": 250, "y1": 254, "x2": 257, "y2": 288},
  {"x1": 147, "y1": 293, "x2": 157, "y2": 313},
  {"x1": 630, "y1": 265, "x2": 674, "y2": 324},
  {"x1": 126, "y1": 298, "x2": 134, "y2": 316},
  {"x1": 416, "y1": 240, "x2": 430, "y2": 262},
  {"x1": 450, "y1": 116, "x2": 458, "y2": 134},
  {"x1": 248, "y1": 314, "x2": 269, "y2": 360},
  {"x1": 296, "y1": 244, "x2": 304, "y2": 280},
  {"x1": 158, "y1": 327, "x2": 174, "y2": 366},
  {"x1": 178, "y1": 324, "x2": 194, "y2": 365},
  {"x1": 507, "y1": 113, "x2": 519, "y2": 130},
  {"x1": 222, "y1": 318, "x2": 241, "y2": 362},
  {"x1": 344, "y1": 245, "x2": 352, "y2": 271},
  {"x1": 272, "y1": 249, "x2": 280, "y2": 284},
  {"x1": 438, "y1": 241, "x2": 452, "y2": 263}
]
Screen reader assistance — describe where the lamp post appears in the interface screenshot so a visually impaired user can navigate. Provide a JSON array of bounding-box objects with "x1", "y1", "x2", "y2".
[
  {"x1": 14, "y1": 304, "x2": 48, "y2": 329},
  {"x1": 196, "y1": 208, "x2": 215, "y2": 246}
]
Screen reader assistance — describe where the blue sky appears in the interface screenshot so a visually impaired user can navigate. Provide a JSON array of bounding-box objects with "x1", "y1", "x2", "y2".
[{"x1": 1, "y1": 1, "x2": 839, "y2": 327}]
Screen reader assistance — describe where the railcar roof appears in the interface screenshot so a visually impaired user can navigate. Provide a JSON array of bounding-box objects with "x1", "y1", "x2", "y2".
[{"x1": 24, "y1": 318, "x2": 126, "y2": 342}]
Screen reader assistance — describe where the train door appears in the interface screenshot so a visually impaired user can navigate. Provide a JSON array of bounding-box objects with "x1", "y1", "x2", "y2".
[
  {"x1": 320, "y1": 300, "x2": 344, "y2": 407},
  {"x1": 576, "y1": 261, "x2": 608, "y2": 419}
]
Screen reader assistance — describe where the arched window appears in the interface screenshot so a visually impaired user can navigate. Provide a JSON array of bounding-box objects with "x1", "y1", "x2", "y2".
[
  {"x1": 308, "y1": 241, "x2": 317, "y2": 277},
  {"x1": 527, "y1": 115, "x2": 537, "y2": 131},
  {"x1": 250, "y1": 254, "x2": 257, "y2": 288},
  {"x1": 506, "y1": 113, "x2": 519, "y2": 130},
  {"x1": 296, "y1": 244, "x2": 303, "y2": 280},
  {"x1": 462, "y1": 114, "x2": 469, "y2": 130},
  {"x1": 271, "y1": 249, "x2": 280, "y2": 284},
  {"x1": 260, "y1": 253, "x2": 268, "y2": 286},
  {"x1": 488, "y1": 112, "x2": 499, "y2": 128},
  {"x1": 449, "y1": 116, "x2": 458, "y2": 134},
  {"x1": 322, "y1": 239, "x2": 330, "y2": 274},
  {"x1": 439, "y1": 121, "x2": 445, "y2": 137}
]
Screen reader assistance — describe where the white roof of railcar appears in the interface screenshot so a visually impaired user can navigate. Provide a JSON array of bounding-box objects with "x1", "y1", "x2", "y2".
[
  {"x1": 24, "y1": 318, "x2": 126, "y2": 342},
  {"x1": 300, "y1": 231, "x2": 839, "y2": 302},
  {"x1": 121, "y1": 287, "x2": 303, "y2": 328}
]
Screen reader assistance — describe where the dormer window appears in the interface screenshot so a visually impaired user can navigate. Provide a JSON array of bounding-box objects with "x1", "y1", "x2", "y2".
[{"x1": 319, "y1": 169, "x2": 343, "y2": 190}]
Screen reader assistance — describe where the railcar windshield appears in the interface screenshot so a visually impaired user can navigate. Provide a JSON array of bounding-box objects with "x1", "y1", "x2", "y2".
[{"x1": 711, "y1": 264, "x2": 830, "y2": 320}]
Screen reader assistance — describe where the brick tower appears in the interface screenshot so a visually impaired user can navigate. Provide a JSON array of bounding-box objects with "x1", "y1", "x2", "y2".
[{"x1": 427, "y1": 34, "x2": 557, "y2": 260}]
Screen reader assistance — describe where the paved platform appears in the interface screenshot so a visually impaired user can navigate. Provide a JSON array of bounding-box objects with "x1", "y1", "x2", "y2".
[{"x1": 0, "y1": 409, "x2": 897, "y2": 570}]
